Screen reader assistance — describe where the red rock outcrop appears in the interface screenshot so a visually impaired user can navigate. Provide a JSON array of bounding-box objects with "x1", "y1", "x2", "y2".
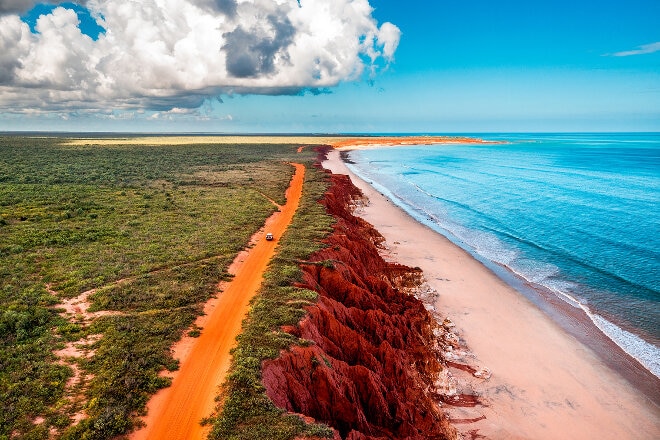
[{"x1": 261, "y1": 148, "x2": 458, "y2": 440}]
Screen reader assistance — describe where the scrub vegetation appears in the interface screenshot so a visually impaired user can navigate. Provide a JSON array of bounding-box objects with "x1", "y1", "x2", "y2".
[
  {"x1": 208, "y1": 157, "x2": 335, "y2": 439},
  {"x1": 0, "y1": 136, "x2": 304, "y2": 439}
]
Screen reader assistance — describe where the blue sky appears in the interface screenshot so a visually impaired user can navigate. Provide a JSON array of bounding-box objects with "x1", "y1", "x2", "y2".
[{"x1": 1, "y1": 0, "x2": 658, "y2": 132}]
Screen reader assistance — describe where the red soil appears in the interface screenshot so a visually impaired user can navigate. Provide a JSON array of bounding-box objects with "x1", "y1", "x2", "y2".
[
  {"x1": 131, "y1": 163, "x2": 305, "y2": 440},
  {"x1": 261, "y1": 148, "x2": 458, "y2": 440}
]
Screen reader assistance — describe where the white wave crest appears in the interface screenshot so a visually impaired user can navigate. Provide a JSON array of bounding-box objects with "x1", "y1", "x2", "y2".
[{"x1": 589, "y1": 313, "x2": 660, "y2": 378}]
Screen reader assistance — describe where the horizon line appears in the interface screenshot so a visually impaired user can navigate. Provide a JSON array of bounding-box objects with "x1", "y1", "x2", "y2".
[{"x1": 2, "y1": 130, "x2": 660, "y2": 137}]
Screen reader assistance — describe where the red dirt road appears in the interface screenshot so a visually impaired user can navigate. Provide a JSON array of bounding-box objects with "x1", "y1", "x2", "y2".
[{"x1": 131, "y1": 163, "x2": 305, "y2": 440}]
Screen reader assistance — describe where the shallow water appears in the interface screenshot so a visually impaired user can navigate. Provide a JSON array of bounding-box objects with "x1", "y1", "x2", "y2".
[{"x1": 347, "y1": 133, "x2": 660, "y2": 377}]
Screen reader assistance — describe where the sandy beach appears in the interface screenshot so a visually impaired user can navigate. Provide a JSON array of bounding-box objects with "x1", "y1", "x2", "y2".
[{"x1": 324, "y1": 149, "x2": 659, "y2": 440}]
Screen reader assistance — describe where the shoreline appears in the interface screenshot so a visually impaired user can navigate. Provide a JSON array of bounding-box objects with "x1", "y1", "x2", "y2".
[
  {"x1": 331, "y1": 135, "x2": 503, "y2": 150},
  {"x1": 344, "y1": 154, "x2": 660, "y2": 398},
  {"x1": 323, "y1": 149, "x2": 659, "y2": 439},
  {"x1": 337, "y1": 138, "x2": 660, "y2": 389}
]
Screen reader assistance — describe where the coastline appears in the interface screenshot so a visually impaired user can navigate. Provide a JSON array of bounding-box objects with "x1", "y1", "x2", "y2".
[
  {"x1": 331, "y1": 135, "x2": 502, "y2": 150},
  {"x1": 323, "y1": 148, "x2": 660, "y2": 439}
]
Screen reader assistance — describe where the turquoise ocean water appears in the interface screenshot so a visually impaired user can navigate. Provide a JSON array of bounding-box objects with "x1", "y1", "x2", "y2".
[{"x1": 346, "y1": 133, "x2": 659, "y2": 377}]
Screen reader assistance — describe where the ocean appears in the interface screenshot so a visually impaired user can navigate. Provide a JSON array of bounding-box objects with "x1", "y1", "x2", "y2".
[{"x1": 344, "y1": 133, "x2": 660, "y2": 378}]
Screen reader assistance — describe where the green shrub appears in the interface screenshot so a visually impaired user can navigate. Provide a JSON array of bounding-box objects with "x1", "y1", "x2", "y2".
[
  {"x1": 0, "y1": 136, "x2": 312, "y2": 438},
  {"x1": 209, "y1": 157, "x2": 335, "y2": 440}
]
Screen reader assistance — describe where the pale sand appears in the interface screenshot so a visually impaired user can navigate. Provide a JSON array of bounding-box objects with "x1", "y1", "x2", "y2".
[
  {"x1": 324, "y1": 149, "x2": 660, "y2": 440},
  {"x1": 61, "y1": 134, "x2": 491, "y2": 148}
]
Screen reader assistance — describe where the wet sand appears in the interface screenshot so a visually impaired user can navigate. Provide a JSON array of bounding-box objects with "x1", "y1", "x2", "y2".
[
  {"x1": 324, "y1": 149, "x2": 659, "y2": 440},
  {"x1": 130, "y1": 163, "x2": 305, "y2": 440}
]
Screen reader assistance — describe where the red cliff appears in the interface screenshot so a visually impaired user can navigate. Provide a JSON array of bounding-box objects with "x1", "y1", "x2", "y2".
[{"x1": 261, "y1": 149, "x2": 458, "y2": 440}]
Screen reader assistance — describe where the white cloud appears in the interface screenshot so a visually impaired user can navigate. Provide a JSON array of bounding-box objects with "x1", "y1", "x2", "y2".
[
  {"x1": 612, "y1": 41, "x2": 660, "y2": 57},
  {"x1": 377, "y1": 22, "x2": 401, "y2": 61},
  {"x1": 0, "y1": 0, "x2": 400, "y2": 113}
]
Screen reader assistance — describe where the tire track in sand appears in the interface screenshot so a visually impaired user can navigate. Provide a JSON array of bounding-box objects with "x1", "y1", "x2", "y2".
[{"x1": 131, "y1": 163, "x2": 305, "y2": 440}]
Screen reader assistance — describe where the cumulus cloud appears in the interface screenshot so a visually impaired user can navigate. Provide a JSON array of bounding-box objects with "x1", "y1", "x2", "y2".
[
  {"x1": 0, "y1": 0, "x2": 401, "y2": 114},
  {"x1": 611, "y1": 41, "x2": 660, "y2": 57},
  {"x1": 223, "y1": 14, "x2": 296, "y2": 78},
  {"x1": 0, "y1": 0, "x2": 65, "y2": 15},
  {"x1": 0, "y1": 0, "x2": 91, "y2": 15},
  {"x1": 377, "y1": 22, "x2": 401, "y2": 61},
  {"x1": 195, "y1": 0, "x2": 238, "y2": 17}
]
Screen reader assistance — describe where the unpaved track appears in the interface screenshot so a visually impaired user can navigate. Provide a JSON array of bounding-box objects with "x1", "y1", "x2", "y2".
[{"x1": 131, "y1": 163, "x2": 305, "y2": 440}]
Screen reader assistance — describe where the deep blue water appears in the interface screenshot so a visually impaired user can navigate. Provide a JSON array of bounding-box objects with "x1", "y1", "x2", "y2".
[{"x1": 346, "y1": 133, "x2": 660, "y2": 377}]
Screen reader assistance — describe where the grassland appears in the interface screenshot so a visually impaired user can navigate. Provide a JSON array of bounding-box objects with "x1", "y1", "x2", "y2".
[{"x1": 0, "y1": 136, "x2": 309, "y2": 439}]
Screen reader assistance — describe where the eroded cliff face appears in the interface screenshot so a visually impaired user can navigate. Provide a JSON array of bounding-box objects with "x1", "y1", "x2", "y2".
[{"x1": 262, "y1": 151, "x2": 458, "y2": 440}]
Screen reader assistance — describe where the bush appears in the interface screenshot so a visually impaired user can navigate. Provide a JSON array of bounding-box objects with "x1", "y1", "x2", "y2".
[
  {"x1": 0, "y1": 136, "x2": 311, "y2": 438},
  {"x1": 209, "y1": 156, "x2": 335, "y2": 439}
]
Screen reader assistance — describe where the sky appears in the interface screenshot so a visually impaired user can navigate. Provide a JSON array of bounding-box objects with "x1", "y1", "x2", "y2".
[{"x1": 0, "y1": 0, "x2": 658, "y2": 133}]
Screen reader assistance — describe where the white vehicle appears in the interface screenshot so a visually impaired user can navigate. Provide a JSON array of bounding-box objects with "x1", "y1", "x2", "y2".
[{"x1": 265, "y1": 232, "x2": 274, "y2": 241}]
